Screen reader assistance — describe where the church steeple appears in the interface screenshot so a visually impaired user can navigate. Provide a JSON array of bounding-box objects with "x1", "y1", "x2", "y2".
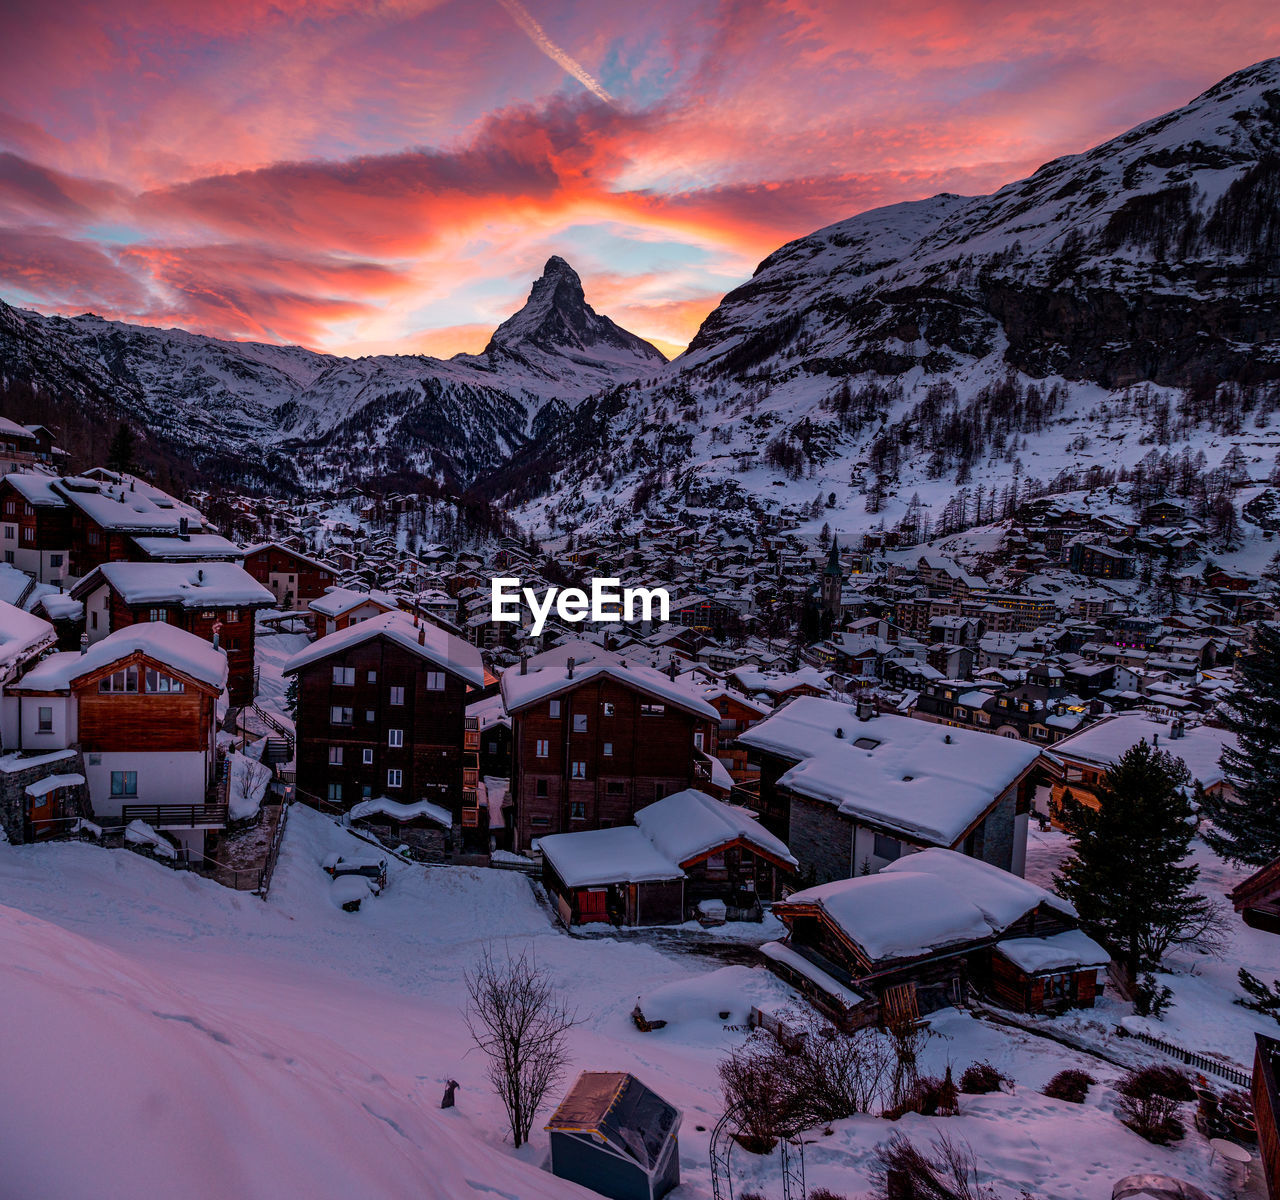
[{"x1": 821, "y1": 534, "x2": 843, "y2": 620}]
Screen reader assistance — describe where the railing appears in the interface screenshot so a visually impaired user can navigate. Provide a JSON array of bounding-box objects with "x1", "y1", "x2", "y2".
[
  {"x1": 1123, "y1": 1029, "x2": 1251, "y2": 1089},
  {"x1": 251, "y1": 704, "x2": 295, "y2": 757},
  {"x1": 120, "y1": 803, "x2": 229, "y2": 828}
]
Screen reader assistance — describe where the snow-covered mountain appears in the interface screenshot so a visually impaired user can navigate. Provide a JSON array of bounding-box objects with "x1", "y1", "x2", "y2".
[
  {"x1": 489, "y1": 57, "x2": 1280, "y2": 539},
  {"x1": 0, "y1": 257, "x2": 664, "y2": 489}
]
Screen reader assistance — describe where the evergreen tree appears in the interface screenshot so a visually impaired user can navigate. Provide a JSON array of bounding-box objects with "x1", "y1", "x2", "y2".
[
  {"x1": 1056, "y1": 741, "x2": 1211, "y2": 981},
  {"x1": 106, "y1": 423, "x2": 135, "y2": 474},
  {"x1": 1202, "y1": 621, "x2": 1280, "y2": 865}
]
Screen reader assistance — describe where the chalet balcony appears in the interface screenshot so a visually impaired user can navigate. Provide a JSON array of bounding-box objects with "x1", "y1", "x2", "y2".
[
  {"x1": 464, "y1": 716, "x2": 481, "y2": 752},
  {"x1": 120, "y1": 803, "x2": 229, "y2": 830}
]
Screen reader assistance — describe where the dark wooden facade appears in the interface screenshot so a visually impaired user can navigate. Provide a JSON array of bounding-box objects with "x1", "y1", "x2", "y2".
[
  {"x1": 0, "y1": 477, "x2": 71, "y2": 570},
  {"x1": 291, "y1": 634, "x2": 471, "y2": 819},
  {"x1": 94, "y1": 587, "x2": 263, "y2": 707},
  {"x1": 509, "y1": 676, "x2": 713, "y2": 850},
  {"x1": 1257, "y1": 1035, "x2": 1280, "y2": 1200},
  {"x1": 243, "y1": 544, "x2": 335, "y2": 610}
]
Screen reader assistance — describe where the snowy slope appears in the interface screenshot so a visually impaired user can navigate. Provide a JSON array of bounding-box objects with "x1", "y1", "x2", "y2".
[
  {"x1": 492, "y1": 57, "x2": 1280, "y2": 540},
  {"x1": 0, "y1": 257, "x2": 664, "y2": 489}
]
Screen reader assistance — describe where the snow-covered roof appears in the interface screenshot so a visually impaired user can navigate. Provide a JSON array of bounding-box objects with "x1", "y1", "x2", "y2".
[
  {"x1": 130, "y1": 534, "x2": 244, "y2": 561},
  {"x1": 780, "y1": 871, "x2": 995, "y2": 962},
  {"x1": 881, "y1": 847, "x2": 1076, "y2": 924},
  {"x1": 0, "y1": 599, "x2": 56, "y2": 680},
  {"x1": 760, "y1": 940, "x2": 866, "y2": 1009},
  {"x1": 1051, "y1": 712, "x2": 1235, "y2": 787},
  {"x1": 633, "y1": 789, "x2": 797, "y2": 868},
  {"x1": 348, "y1": 796, "x2": 451, "y2": 828},
  {"x1": 994, "y1": 929, "x2": 1111, "y2": 974},
  {"x1": 12, "y1": 623, "x2": 229, "y2": 692},
  {"x1": 76, "y1": 562, "x2": 274, "y2": 608},
  {"x1": 2, "y1": 472, "x2": 64, "y2": 506},
  {"x1": 739, "y1": 699, "x2": 1041, "y2": 846},
  {"x1": 25, "y1": 773, "x2": 85, "y2": 798},
  {"x1": 52, "y1": 474, "x2": 206, "y2": 534},
  {"x1": 283, "y1": 610, "x2": 485, "y2": 688},
  {"x1": 501, "y1": 650, "x2": 718, "y2": 720},
  {"x1": 308, "y1": 586, "x2": 398, "y2": 617},
  {"x1": 539, "y1": 826, "x2": 686, "y2": 889}
]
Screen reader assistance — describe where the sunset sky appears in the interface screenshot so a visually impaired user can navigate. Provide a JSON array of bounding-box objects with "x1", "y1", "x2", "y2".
[{"x1": 1, "y1": 1, "x2": 1277, "y2": 359}]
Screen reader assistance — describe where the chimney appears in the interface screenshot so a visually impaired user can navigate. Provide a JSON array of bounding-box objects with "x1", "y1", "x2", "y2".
[
  {"x1": 857, "y1": 698, "x2": 874, "y2": 722},
  {"x1": 520, "y1": 652, "x2": 528, "y2": 675},
  {"x1": 418, "y1": 626, "x2": 425, "y2": 646},
  {"x1": 667, "y1": 660, "x2": 678, "y2": 680},
  {"x1": 567, "y1": 656, "x2": 575, "y2": 680},
  {"x1": 835, "y1": 727, "x2": 844, "y2": 739},
  {"x1": 79, "y1": 632, "x2": 88, "y2": 655},
  {"x1": 944, "y1": 734, "x2": 952, "y2": 744},
  {"x1": 178, "y1": 516, "x2": 189, "y2": 540}
]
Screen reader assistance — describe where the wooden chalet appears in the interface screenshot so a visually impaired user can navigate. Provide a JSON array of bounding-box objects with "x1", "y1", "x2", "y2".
[
  {"x1": 283, "y1": 611, "x2": 485, "y2": 837},
  {"x1": 1257, "y1": 1034, "x2": 1280, "y2": 1200},
  {"x1": 0, "y1": 474, "x2": 73, "y2": 584},
  {"x1": 241, "y1": 542, "x2": 337, "y2": 611},
  {"x1": 765, "y1": 849, "x2": 1108, "y2": 1028},
  {"x1": 308, "y1": 587, "x2": 399, "y2": 638},
  {"x1": 500, "y1": 644, "x2": 720, "y2": 851},
  {"x1": 735, "y1": 698, "x2": 1041, "y2": 880},
  {"x1": 5, "y1": 624, "x2": 228, "y2": 856},
  {"x1": 1232, "y1": 856, "x2": 1280, "y2": 935},
  {"x1": 0, "y1": 417, "x2": 64, "y2": 476},
  {"x1": 538, "y1": 788, "x2": 797, "y2": 927},
  {"x1": 71, "y1": 561, "x2": 274, "y2": 707}
]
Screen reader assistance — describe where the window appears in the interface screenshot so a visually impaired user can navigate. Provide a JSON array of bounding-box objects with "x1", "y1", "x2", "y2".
[
  {"x1": 548, "y1": 700, "x2": 561, "y2": 718},
  {"x1": 389, "y1": 686, "x2": 405, "y2": 705},
  {"x1": 37, "y1": 705, "x2": 53, "y2": 733},
  {"x1": 605, "y1": 780, "x2": 624, "y2": 795},
  {"x1": 110, "y1": 771, "x2": 137, "y2": 798},
  {"x1": 388, "y1": 729, "x2": 404, "y2": 747},
  {"x1": 487, "y1": 740, "x2": 497, "y2": 754},
  {"x1": 602, "y1": 702, "x2": 615, "y2": 716},
  {"x1": 1033, "y1": 726, "x2": 1048, "y2": 740},
  {"x1": 571, "y1": 761, "x2": 586, "y2": 779},
  {"x1": 90, "y1": 610, "x2": 98, "y2": 629},
  {"x1": 531, "y1": 815, "x2": 551, "y2": 828},
  {"x1": 640, "y1": 703, "x2": 665, "y2": 716},
  {"x1": 365, "y1": 710, "x2": 375, "y2": 722},
  {"x1": 387, "y1": 769, "x2": 403, "y2": 789},
  {"x1": 367, "y1": 670, "x2": 377, "y2": 682},
  {"x1": 145, "y1": 668, "x2": 184, "y2": 694},
  {"x1": 536, "y1": 779, "x2": 549, "y2": 797},
  {"x1": 99, "y1": 666, "x2": 139, "y2": 694},
  {"x1": 535, "y1": 739, "x2": 549, "y2": 758},
  {"x1": 330, "y1": 706, "x2": 353, "y2": 725},
  {"x1": 50, "y1": 553, "x2": 63, "y2": 567},
  {"x1": 332, "y1": 666, "x2": 355, "y2": 686},
  {"x1": 362, "y1": 748, "x2": 373, "y2": 765},
  {"x1": 147, "y1": 608, "x2": 168, "y2": 624},
  {"x1": 694, "y1": 731, "x2": 705, "y2": 750},
  {"x1": 362, "y1": 784, "x2": 372, "y2": 798},
  {"x1": 603, "y1": 742, "x2": 613, "y2": 757},
  {"x1": 329, "y1": 746, "x2": 344, "y2": 766},
  {"x1": 572, "y1": 714, "x2": 587, "y2": 733},
  {"x1": 327, "y1": 782, "x2": 343, "y2": 801},
  {"x1": 201, "y1": 610, "x2": 217, "y2": 620},
  {"x1": 874, "y1": 833, "x2": 903, "y2": 861},
  {"x1": 87, "y1": 529, "x2": 100, "y2": 545},
  {"x1": 425, "y1": 671, "x2": 445, "y2": 691},
  {"x1": 1043, "y1": 972, "x2": 1072, "y2": 1002},
  {"x1": 223, "y1": 609, "x2": 240, "y2": 623},
  {"x1": 570, "y1": 801, "x2": 586, "y2": 820}
]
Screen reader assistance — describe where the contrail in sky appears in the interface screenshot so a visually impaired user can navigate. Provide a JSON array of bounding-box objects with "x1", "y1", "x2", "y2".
[{"x1": 495, "y1": 0, "x2": 615, "y2": 105}]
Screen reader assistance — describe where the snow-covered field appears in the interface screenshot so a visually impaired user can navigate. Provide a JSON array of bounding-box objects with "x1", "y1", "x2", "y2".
[{"x1": 1, "y1": 803, "x2": 1266, "y2": 1199}]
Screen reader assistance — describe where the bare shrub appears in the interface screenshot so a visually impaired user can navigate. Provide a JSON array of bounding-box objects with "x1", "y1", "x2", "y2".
[
  {"x1": 870, "y1": 1131, "x2": 999, "y2": 1199},
  {"x1": 463, "y1": 945, "x2": 579, "y2": 1147},
  {"x1": 959, "y1": 1061, "x2": 1009, "y2": 1095},
  {"x1": 1043, "y1": 1069, "x2": 1094, "y2": 1103},
  {"x1": 1115, "y1": 1065, "x2": 1193, "y2": 1144},
  {"x1": 718, "y1": 1009, "x2": 894, "y2": 1142}
]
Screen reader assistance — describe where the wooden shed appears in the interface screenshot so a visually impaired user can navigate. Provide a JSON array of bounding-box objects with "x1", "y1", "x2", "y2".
[{"x1": 546, "y1": 1071, "x2": 681, "y2": 1200}]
